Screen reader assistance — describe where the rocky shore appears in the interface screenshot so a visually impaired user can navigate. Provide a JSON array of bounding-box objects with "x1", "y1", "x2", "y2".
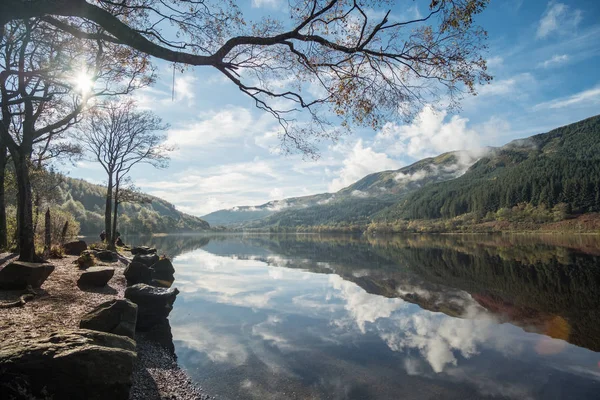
[{"x1": 0, "y1": 246, "x2": 209, "y2": 400}]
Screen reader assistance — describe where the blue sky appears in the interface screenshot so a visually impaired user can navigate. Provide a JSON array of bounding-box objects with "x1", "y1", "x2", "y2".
[{"x1": 66, "y1": 0, "x2": 600, "y2": 217}]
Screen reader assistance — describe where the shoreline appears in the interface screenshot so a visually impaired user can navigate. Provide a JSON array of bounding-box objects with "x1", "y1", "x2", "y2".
[{"x1": 0, "y1": 251, "x2": 209, "y2": 400}]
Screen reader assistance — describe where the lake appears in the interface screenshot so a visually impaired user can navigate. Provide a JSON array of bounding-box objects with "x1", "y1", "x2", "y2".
[{"x1": 123, "y1": 233, "x2": 600, "y2": 399}]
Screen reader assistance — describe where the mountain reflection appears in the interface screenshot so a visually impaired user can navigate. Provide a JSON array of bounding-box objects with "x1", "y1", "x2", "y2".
[
  {"x1": 131, "y1": 233, "x2": 600, "y2": 399},
  {"x1": 182, "y1": 233, "x2": 600, "y2": 352}
]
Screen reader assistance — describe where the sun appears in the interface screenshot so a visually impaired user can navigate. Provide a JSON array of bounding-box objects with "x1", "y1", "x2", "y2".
[{"x1": 72, "y1": 69, "x2": 95, "y2": 96}]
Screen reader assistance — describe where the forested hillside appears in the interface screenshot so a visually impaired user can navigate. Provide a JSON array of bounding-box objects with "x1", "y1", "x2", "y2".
[
  {"x1": 218, "y1": 114, "x2": 600, "y2": 232},
  {"x1": 204, "y1": 150, "x2": 475, "y2": 227},
  {"x1": 376, "y1": 115, "x2": 600, "y2": 221},
  {"x1": 60, "y1": 177, "x2": 210, "y2": 234}
]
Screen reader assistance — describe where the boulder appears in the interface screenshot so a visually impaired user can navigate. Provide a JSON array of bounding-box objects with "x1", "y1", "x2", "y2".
[
  {"x1": 77, "y1": 267, "x2": 114, "y2": 287},
  {"x1": 133, "y1": 253, "x2": 159, "y2": 268},
  {"x1": 96, "y1": 250, "x2": 118, "y2": 262},
  {"x1": 151, "y1": 258, "x2": 175, "y2": 275},
  {"x1": 62, "y1": 240, "x2": 88, "y2": 256},
  {"x1": 0, "y1": 329, "x2": 136, "y2": 400},
  {"x1": 139, "y1": 320, "x2": 175, "y2": 354},
  {"x1": 150, "y1": 258, "x2": 175, "y2": 287},
  {"x1": 131, "y1": 246, "x2": 157, "y2": 255},
  {"x1": 80, "y1": 299, "x2": 138, "y2": 339},
  {"x1": 0, "y1": 261, "x2": 54, "y2": 290},
  {"x1": 125, "y1": 284, "x2": 179, "y2": 331},
  {"x1": 150, "y1": 279, "x2": 174, "y2": 288},
  {"x1": 124, "y1": 261, "x2": 152, "y2": 286}
]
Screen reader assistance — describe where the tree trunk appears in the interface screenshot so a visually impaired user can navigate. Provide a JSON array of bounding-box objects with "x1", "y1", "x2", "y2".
[
  {"x1": 112, "y1": 180, "x2": 119, "y2": 245},
  {"x1": 0, "y1": 143, "x2": 7, "y2": 250},
  {"x1": 43, "y1": 207, "x2": 51, "y2": 259},
  {"x1": 104, "y1": 172, "x2": 113, "y2": 246},
  {"x1": 32, "y1": 192, "x2": 41, "y2": 234},
  {"x1": 13, "y1": 152, "x2": 36, "y2": 262}
]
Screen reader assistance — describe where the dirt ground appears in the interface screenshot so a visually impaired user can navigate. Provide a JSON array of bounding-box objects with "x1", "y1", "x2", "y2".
[
  {"x1": 0, "y1": 252, "x2": 210, "y2": 400},
  {"x1": 0, "y1": 252, "x2": 127, "y2": 344}
]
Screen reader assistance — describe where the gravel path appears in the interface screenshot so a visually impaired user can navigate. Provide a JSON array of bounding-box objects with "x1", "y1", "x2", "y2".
[{"x1": 0, "y1": 251, "x2": 210, "y2": 400}]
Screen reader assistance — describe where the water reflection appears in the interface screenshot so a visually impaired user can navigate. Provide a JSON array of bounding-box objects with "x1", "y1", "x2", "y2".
[{"x1": 134, "y1": 234, "x2": 600, "y2": 399}]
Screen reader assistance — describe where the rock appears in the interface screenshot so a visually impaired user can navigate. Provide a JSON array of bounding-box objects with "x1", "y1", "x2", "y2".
[
  {"x1": 96, "y1": 250, "x2": 118, "y2": 262},
  {"x1": 77, "y1": 267, "x2": 114, "y2": 287},
  {"x1": 151, "y1": 258, "x2": 175, "y2": 275},
  {"x1": 80, "y1": 299, "x2": 138, "y2": 339},
  {"x1": 0, "y1": 329, "x2": 136, "y2": 400},
  {"x1": 150, "y1": 258, "x2": 175, "y2": 287},
  {"x1": 0, "y1": 261, "x2": 54, "y2": 290},
  {"x1": 131, "y1": 246, "x2": 157, "y2": 255},
  {"x1": 150, "y1": 278, "x2": 174, "y2": 288},
  {"x1": 139, "y1": 319, "x2": 175, "y2": 354},
  {"x1": 124, "y1": 261, "x2": 152, "y2": 286},
  {"x1": 132, "y1": 253, "x2": 159, "y2": 268},
  {"x1": 125, "y1": 284, "x2": 179, "y2": 331},
  {"x1": 62, "y1": 240, "x2": 88, "y2": 256}
]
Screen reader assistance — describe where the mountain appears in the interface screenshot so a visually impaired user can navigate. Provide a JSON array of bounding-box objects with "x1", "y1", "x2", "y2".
[
  {"x1": 59, "y1": 177, "x2": 210, "y2": 234},
  {"x1": 376, "y1": 114, "x2": 600, "y2": 221},
  {"x1": 205, "y1": 114, "x2": 600, "y2": 231},
  {"x1": 202, "y1": 150, "x2": 479, "y2": 227}
]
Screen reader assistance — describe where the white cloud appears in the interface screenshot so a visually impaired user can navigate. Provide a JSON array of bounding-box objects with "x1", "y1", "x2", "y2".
[
  {"x1": 477, "y1": 73, "x2": 534, "y2": 97},
  {"x1": 380, "y1": 307, "x2": 496, "y2": 373},
  {"x1": 254, "y1": 130, "x2": 281, "y2": 152},
  {"x1": 269, "y1": 188, "x2": 284, "y2": 200},
  {"x1": 533, "y1": 86, "x2": 600, "y2": 110},
  {"x1": 395, "y1": 169, "x2": 429, "y2": 183},
  {"x1": 173, "y1": 75, "x2": 197, "y2": 105},
  {"x1": 329, "y1": 275, "x2": 406, "y2": 333},
  {"x1": 351, "y1": 190, "x2": 369, "y2": 198},
  {"x1": 486, "y1": 56, "x2": 504, "y2": 69},
  {"x1": 328, "y1": 140, "x2": 402, "y2": 192},
  {"x1": 138, "y1": 160, "x2": 285, "y2": 215},
  {"x1": 536, "y1": 2, "x2": 583, "y2": 39},
  {"x1": 165, "y1": 107, "x2": 275, "y2": 157},
  {"x1": 173, "y1": 323, "x2": 249, "y2": 366},
  {"x1": 538, "y1": 54, "x2": 570, "y2": 68},
  {"x1": 374, "y1": 106, "x2": 485, "y2": 160},
  {"x1": 251, "y1": 0, "x2": 283, "y2": 8}
]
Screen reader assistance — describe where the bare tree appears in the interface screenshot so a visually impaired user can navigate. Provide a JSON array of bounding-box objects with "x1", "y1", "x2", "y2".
[
  {"x1": 0, "y1": 19, "x2": 152, "y2": 261},
  {"x1": 79, "y1": 99, "x2": 170, "y2": 247},
  {"x1": 1, "y1": 0, "x2": 492, "y2": 156}
]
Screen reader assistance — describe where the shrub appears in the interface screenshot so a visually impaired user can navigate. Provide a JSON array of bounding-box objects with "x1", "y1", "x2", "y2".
[
  {"x1": 49, "y1": 245, "x2": 65, "y2": 259},
  {"x1": 89, "y1": 242, "x2": 108, "y2": 251},
  {"x1": 75, "y1": 251, "x2": 96, "y2": 269}
]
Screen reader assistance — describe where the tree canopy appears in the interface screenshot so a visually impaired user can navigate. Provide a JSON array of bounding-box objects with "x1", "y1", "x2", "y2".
[{"x1": 1, "y1": 0, "x2": 491, "y2": 155}]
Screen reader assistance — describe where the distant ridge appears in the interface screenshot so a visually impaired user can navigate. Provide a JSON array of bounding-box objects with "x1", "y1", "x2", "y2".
[
  {"x1": 60, "y1": 176, "x2": 210, "y2": 234},
  {"x1": 203, "y1": 114, "x2": 600, "y2": 231}
]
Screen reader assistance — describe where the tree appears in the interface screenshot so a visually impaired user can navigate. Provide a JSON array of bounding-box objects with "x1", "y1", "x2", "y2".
[
  {"x1": 79, "y1": 99, "x2": 170, "y2": 246},
  {"x1": 1, "y1": 0, "x2": 491, "y2": 156},
  {"x1": 112, "y1": 179, "x2": 152, "y2": 240},
  {"x1": 0, "y1": 19, "x2": 151, "y2": 261},
  {"x1": 0, "y1": 133, "x2": 8, "y2": 249}
]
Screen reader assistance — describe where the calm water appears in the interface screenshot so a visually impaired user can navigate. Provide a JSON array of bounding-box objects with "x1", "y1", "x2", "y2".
[{"x1": 126, "y1": 234, "x2": 600, "y2": 399}]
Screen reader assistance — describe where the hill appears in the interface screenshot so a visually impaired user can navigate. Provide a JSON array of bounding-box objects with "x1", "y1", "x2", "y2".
[
  {"x1": 203, "y1": 150, "x2": 478, "y2": 227},
  {"x1": 376, "y1": 115, "x2": 600, "y2": 222},
  {"x1": 208, "y1": 114, "x2": 600, "y2": 232},
  {"x1": 58, "y1": 177, "x2": 210, "y2": 234}
]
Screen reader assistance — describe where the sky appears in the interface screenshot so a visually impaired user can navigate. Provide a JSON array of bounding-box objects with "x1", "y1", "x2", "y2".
[{"x1": 66, "y1": 0, "x2": 600, "y2": 217}]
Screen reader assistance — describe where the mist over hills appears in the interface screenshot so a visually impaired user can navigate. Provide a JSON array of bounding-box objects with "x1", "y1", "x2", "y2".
[
  {"x1": 203, "y1": 115, "x2": 600, "y2": 231},
  {"x1": 202, "y1": 149, "x2": 482, "y2": 227}
]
